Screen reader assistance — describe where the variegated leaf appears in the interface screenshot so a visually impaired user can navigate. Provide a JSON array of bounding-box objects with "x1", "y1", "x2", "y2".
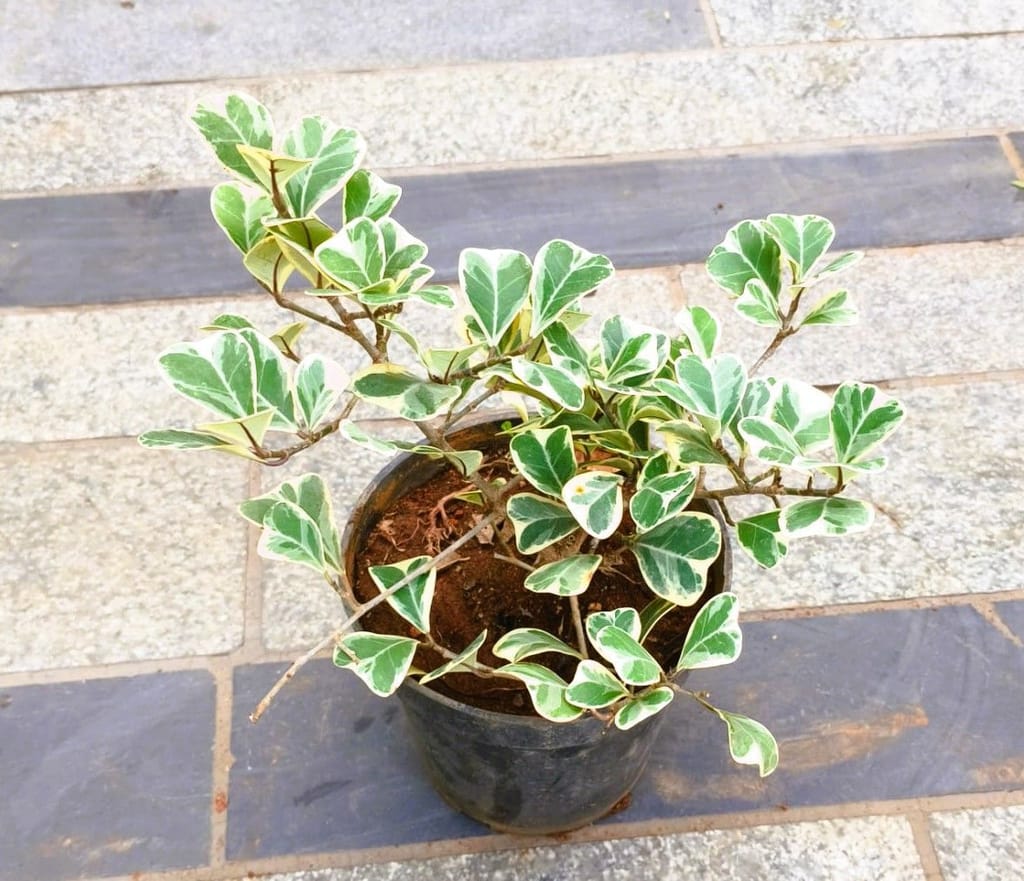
[
  {"x1": 506, "y1": 493, "x2": 579, "y2": 554},
  {"x1": 529, "y1": 239, "x2": 613, "y2": 336},
  {"x1": 210, "y1": 183, "x2": 272, "y2": 254},
  {"x1": 781, "y1": 497, "x2": 874, "y2": 538},
  {"x1": 509, "y1": 425, "x2": 577, "y2": 496},
  {"x1": 523, "y1": 555, "x2": 602, "y2": 597},
  {"x1": 458, "y1": 248, "x2": 533, "y2": 346},
  {"x1": 706, "y1": 219, "x2": 782, "y2": 298},
  {"x1": 293, "y1": 354, "x2": 346, "y2": 429},
  {"x1": 736, "y1": 510, "x2": 789, "y2": 568},
  {"x1": 419, "y1": 630, "x2": 488, "y2": 684},
  {"x1": 614, "y1": 687, "x2": 674, "y2": 730},
  {"x1": 714, "y1": 709, "x2": 779, "y2": 776},
  {"x1": 190, "y1": 93, "x2": 273, "y2": 185},
  {"x1": 343, "y1": 169, "x2": 402, "y2": 223},
  {"x1": 369, "y1": 555, "x2": 436, "y2": 634},
  {"x1": 565, "y1": 660, "x2": 629, "y2": 709},
  {"x1": 765, "y1": 214, "x2": 835, "y2": 279},
  {"x1": 282, "y1": 115, "x2": 366, "y2": 216},
  {"x1": 350, "y1": 365, "x2": 461, "y2": 421},
  {"x1": 158, "y1": 331, "x2": 256, "y2": 420},
  {"x1": 334, "y1": 633, "x2": 418, "y2": 697},
  {"x1": 677, "y1": 592, "x2": 742, "y2": 670},
  {"x1": 315, "y1": 218, "x2": 386, "y2": 292},
  {"x1": 497, "y1": 663, "x2": 583, "y2": 722},
  {"x1": 590, "y1": 624, "x2": 661, "y2": 686},
  {"x1": 492, "y1": 628, "x2": 583, "y2": 662},
  {"x1": 630, "y1": 512, "x2": 722, "y2": 606},
  {"x1": 561, "y1": 472, "x2": 623, "y2": 540}
]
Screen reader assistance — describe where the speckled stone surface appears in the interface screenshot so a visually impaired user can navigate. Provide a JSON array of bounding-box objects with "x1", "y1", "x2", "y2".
[
  {"x1": 677, "y1": 239, "x2": 1024, "y2": 385},
  {"x1": 0, "y1": 442, "x2": 248, "y2": 672},
  {"x1": 3, "y1": 35, "x2": 1024, "y2": 193},
  {"x1": 930, "y1": 805, "x2": 1024, "y2": 881},
  {"x1": 0, "y1": 1, "x2": 709, "y2": 91},
  {"x1": 256, "y1": 816, "x2": 924, "y2": 880},
  {"x1": 710, "y1": 0, "x2": 1024, "y2": 45},
  {"x1": 731, "y1": 380, "x2": 1024, "y2": 610}
]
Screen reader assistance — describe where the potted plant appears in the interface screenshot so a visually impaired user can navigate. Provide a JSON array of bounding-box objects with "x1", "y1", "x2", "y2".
[{"x1": 141, "y1": 93, "x2": 905, "y2": 834}]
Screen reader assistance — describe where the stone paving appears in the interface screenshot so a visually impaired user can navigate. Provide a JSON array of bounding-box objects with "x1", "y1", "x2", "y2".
[{"x1": 2, "y1": 3, "x2": 1024, "y2": 880}]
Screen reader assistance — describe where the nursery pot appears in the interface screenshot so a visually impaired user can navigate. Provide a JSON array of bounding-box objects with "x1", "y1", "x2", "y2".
[{"x1": 341, "y1": 418, "x2": 731, "y2": 835}]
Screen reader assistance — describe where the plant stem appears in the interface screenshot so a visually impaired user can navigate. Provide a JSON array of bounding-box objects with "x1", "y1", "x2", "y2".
[{"x1": 569, "y1": 595, "x2": 589, "y2": 660}]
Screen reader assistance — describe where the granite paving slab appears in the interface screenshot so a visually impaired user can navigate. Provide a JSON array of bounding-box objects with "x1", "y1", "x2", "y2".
[
  {"x1": 3, "y1": 35, "x2": 1024, "y2": 194},
  {"x1": 4, "y1": 137, "x2": 1023, "y2": 308},
  {"x1": 260, "y1": 815, "x2": 925, "y2": 880},
  {"x1": 0, "y1": 670, "x2": 215, "y2": 881},
  {"x1": 929, "y1": 805, "x2": 1024, "y2": 881},
  {"x1": 227, "y1": 602, "x2": 1024, "y2": 858},
  {"x1": 0, "y1": 1, "x2": 709, "y2": 92},
  {"x1": 0, "y1": 442, "x2": 247, "y2": 672},
  {"x1": 709, "y1": 0, "x2": 1024, "y2": 45}
]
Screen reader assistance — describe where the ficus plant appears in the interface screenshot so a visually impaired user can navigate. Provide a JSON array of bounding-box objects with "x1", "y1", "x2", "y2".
[{"x1": 142, "y1": 93, "x2": 905, "y2": 779}]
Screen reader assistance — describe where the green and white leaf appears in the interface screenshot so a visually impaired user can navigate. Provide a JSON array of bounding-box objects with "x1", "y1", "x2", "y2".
[
  {"x1": 659, "y1": 353, "x2": 746, "y2": 436},
  {"x1": 235, "y1": 144, "x2": 311, "y2": 192},
  {"x1": 631, "y1": 512, "x2": 722, "y2": 606},
  {"x1": 830, "y1": 382, "x2": 905, "y2": 468},
  {"x1": 196, "y1": 408, "x2": 276, "y2": 447},
  {"x1": 258, "y1": 500, "x2": 326, "y2": 573},
  {"x1": 493, "y1": 628, "x2": 583, "y2": 663},
  {"x1": 269, "y1": 321, "x2": 306, "y2": 357},
  {"x1": 590, "y1": 624, "x2": 662, "y2": 686},
  {"x1": 334, "y1": 633, "x2": 418, "y2": 697},
  {"x1": 338, "y1": 422, "x2": 483, "y2": 476},
  {"x1": 508, "y1": 357, "x2": 585, "y2": 410},
  {"x1": 781, "y1": 497, "x2": 874, "y2": 538},
  {"x1": 713, "y1": 709, "x2": 779, "y2": 777},
  {"x1": 586, "y1": 607, "x2": 641, "y2": 642},
  {"x1": 629, "y1": 470, "x2": 697, "y2": 533},
  {"x1": 543, "y1": 321, "x2": 592, "y2": 380},
  {"x1": 813, "y1": 250, "x2": 863, "y2": 281},
  {"x1": 506, "y1": 493, "x2": 580, "y2": 554},
  {"x1": 369, "y1": 555, "x2": 436, "y2": 633},
  {"x1": 638, "y1": 598, "x2": 676, "y2": 642},
  {"x1": 282, "y1": 115, "x2": 366, "y2": 217},
  {"x1": 137, "y1": 428, "x2": 245, "y2": 455},
  {"x1": 210, "y1": 183, "x2": 272, "y2": 254},
  {"x1": 766, "y1": 379, "x2": 832, "y2": 451},
  {"x1": 565, "y1": 660, "x2": 629, "y2": 709},
  {"x1": 315, "y1": 218, "x2": 386, "y2": 292},
  {"x1": 190, "y1": 93, "x2": 273, "y2": 185},
  {"x1": 735, "y1": 278, "x2": 783, "y2": 327},
  {"x1": 676, "y1": 305, "x2": 719, "y2": 358},
  {"x1": 656, "y1": 421, "x2": 728, "y2": 467},
  {"x1": 293, "y1": 355, "x2": 346, "y2": 429},
  {"x1": 263, "y1": 216, "x2": 335, "y2": 284},
  {"x1": 343, "y1": 169, "x2": 402, "y2": 223},
  {"x1": 529, "y1": 239, "x2": 613, "y2": 336},
  {"x1": 509, "y1": 425, "x2": 577, "y2": 496},
  {"x1": 600, "y1": 316, "x2": 669, "y2": 389},
  {"x1": 765, "y1": 213, "x2": 835, "y2": 280},
  {"x1": 524, "y1": 555, "x2": 602, "y2": 597},
  {"x1": 419, "y1": 630, "x2": 487, "y2": 684},
  {"x1": 706, "y1": 219, "x2": 782, "y2": 298},
  {"x1": 458, "y1": 248, "x2": 533, "y2": 346},
  {"x1": 238, "y1": 328, "x2": 297, "y2": 429},
  {"x1": 737, "y1": 416, "x2": 810, "y2": 469},
  {"x1": 202, "y1": 313, "x2": 255, "y2": 331},
  {"x1": 677, "y1": 592, "x2": 742, "y2": 670},
  {"x1": 350, "y1": 365, "x2": 461, "y2": 421},
  {"x1": 615, "y1": 687, "x2": 674, "y2": 730},
  {"x1": 801, "y1": 289, "x2": 857, "y2": 327},
  {"x1": 736, "y1": 510, "x2": 789, "y2": 568},
  {"x1": 411, "y1": 284, "x2": 455, "y2": 308},
  {"x1": 158, "y1": 331, "x2": 256, "y2": 420},
  {"x1": 380, "y1": 217, "x2": 428, "y2": 286},
  {"x1": 498, "y1": 663, "x2": 583, "y2": 722},
  {"x1": 242, "y1": 236, "x2": 293, "y2": 291},
  {"x1": 561, "y1": 472, "x2": 623, "y2": 540}
]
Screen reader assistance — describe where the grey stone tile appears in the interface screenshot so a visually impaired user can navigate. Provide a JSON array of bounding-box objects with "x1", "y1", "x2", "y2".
[
  {"x1": 725, "y1": 380, "x2": 1024, "y2": 610},
  {"x1": 710, "y1": 0, "x2": 1024, "y2": 45},
  {"x1": 930, "y1": 805, "x2": 1024, "y2": 881},
  {"x1": 0, "y1": 670, "x2": 215, "y2": 881},
  {"x1": 3, "y1": 35, "x2": 1024, "y2": 194},
  {"x1": 5, "y1": 137, "x2": 1023, "y2": 308},
  {"x1": 678, "y1": 239, "x2": 1024, "y2": 384},
  {"x1": 260, "y1": 815, "x2": 924, "y2": 880},
  {"x1": 0, "y1": 2, "x2": 709, "y2": 92},
  {"x1": 0, "y1": 442, "x2": 247, "y2": 672}
]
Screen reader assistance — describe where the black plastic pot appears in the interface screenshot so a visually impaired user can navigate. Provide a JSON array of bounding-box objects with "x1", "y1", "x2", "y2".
[{"x1": 341, "y1": 418, "x2": 731, "y2": 834}]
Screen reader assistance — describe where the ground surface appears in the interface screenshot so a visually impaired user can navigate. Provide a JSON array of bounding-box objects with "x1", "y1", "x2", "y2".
[{"x1": 2, "y1": 2, "x2": 1024, "y2": 880}]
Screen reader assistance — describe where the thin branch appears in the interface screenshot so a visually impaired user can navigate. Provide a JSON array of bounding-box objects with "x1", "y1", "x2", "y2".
[
  {"x1": 444, "y1": 385, "x2": 503, "y2": 430},
  {"x1": 495, "y1": 553, "x2": 535, "y2": 574},
  {"x1": 570, "y1": 596, "x2": 589, "y2": 660},
  {"x1": 259, "y1": 395, "x2": 359, "y2": 465}
]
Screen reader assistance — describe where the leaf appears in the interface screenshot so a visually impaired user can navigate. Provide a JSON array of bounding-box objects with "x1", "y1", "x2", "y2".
[
  {"x1": 350, "y1": 365, "x2": 461, "y2": 421},
  {"x1": 586, "y1": 607, "x2": 641, "y2": 642},
  {"x1": 781, "y1": 497, "x2": 874, "y2": 538},
  {"x1": 736, "y1": 510, "x2": 789, "y2": 568},
  {"x1": 197, "y1": 408, "x2": 276, "y2": 447},
  {"x1": 565, "y1": 660, "x2": 629, "y2": 709},
  {"x1": 529, "y1": 239, "x2": 614, "y2": 336},
  {"x1": 138, "y1": 428, "x2": 240, "y2": 454},
  {"x1": 243, "y1": 236, "x2": 294, "y2": 291},
  {"x1": 768, "y1": 379, "x2": 832, "y2": 450},
  {"x1": 315, "y1": 218, "x2": 386, "y2": 292},
  {"x1": 615, "y1": 687, "x2": 674, "y2": 730},
  {"x1": 282, "y1": 115, "x2": 366, "y2": 217},
  {"x1": 599, "y1": 316, "x2": 669, "y2": 389},
  {"x1": 656, "y1": 421, "x2": 728, "y2": 467},
  {"x1": 343, "y1": 169, "x2": 402, "y2": 222},
  {"x1": 508, "y1": 357, "x2": 585, "y2": 410},
  {"x1": 830, "y1": 383, "x2": 905, "y2": 467},
  {"x1": 369, "y1": 555, "x2": 436, "y2": 633},
  {"x1": 814, "y1": 250, "x2": 863, "y2": 280},
  {"x1": 210, "y1": 183, "x2": 273, "y2": 254},
  {"x1": 801, "y1": 289, "x2": 857, "y2": 327},
  {"x1": 543, "y1": 321, "x2": 592, "y2": 379},
  {"x1": 630, "y1": 512, "x2": 722, "y2": 606},
  {"x1": 238, "y1": 328, "x2": 297, "y2": 429},
  {"x1": 202, "y1": 313, "x2": 255, "y2": 331},
  {"x1": 714, "y1": 710, "x2": 779, "y2": 776},
  {"x1": 561, "y1": 472, "x2": 623, "y2": 540},
  {"x1": 662, "y1": 353, "x2": 747, "y2": 435},
  {"x1": 492, "y1": 628, "x2": 583, "y2": 662},
  {"x1": 524, "y1": 555, "x2": 602, "y2": 597},
  {"x1": 706, "y1": 219, "x2": 782, "y2": 298},
  {"x1": 458, "y1": 248, "x2": 533, "y2": 346},
  {"x1": 263, "y1": 215, "x2": 335, "y2": 284},
  {"x1": 412, "y1": 284, "x2": 455, "y2": 308},
  {"x1": 590, "y1": 625, "x2": 662, "y2": 686},
  {"x1": 419, "y1": 630, "x2": 488, "y2": 684},
  {"x1": 158, "y1": 331, "x2": 255, "y2": 419},
  {"x1": 765, "y1": 214, "x2": 835, "y2": 280},
  {"x1": 735, "y1": 278, "x2": 783, "y2": 327},
  {"x1": 676, "y1": 305, "x2": 719, "y2": 358},
  {"x1": 638, "y1": 598, "x2": 676, "y2": 642},
  {"x1": 258, "y1": 500, "x2": 326, "y2": 573},
  {"x1": 379, "y1": 217, "x2": 428, "y2": 285},
  {"x1": 737, "y1": 416, "x2": 806, "y2": 468},
  {"x1": 629, "y1": 470, "x2": 697, "y2": 533},
  {"x1": 334, "y1": 633, "x2": 418, "y2": 697},
  {"x1": 497, "y1": 663, "x2": 583, "y2": 722},
  {"x1": 509, "y1": 426, "x2": 576, "y2": 496},
  {"x1": 190, "y1": 93, "x2": 273, "y2": 185},
  {"x1": 293, "y1": 354, "x2": 346, "y2": 429},
  {"x1": 677, "y1": 592, "x2": 742, "y2": 670},
  {"x1": 506, "y1": 493, "x2": 579, "y2": 554},
  {"x1": 236, "y1": 147, "x2": 312, "y2": 197},
  {"x1": 338, "y1": 422, "x2": 483, "y2": 476}
]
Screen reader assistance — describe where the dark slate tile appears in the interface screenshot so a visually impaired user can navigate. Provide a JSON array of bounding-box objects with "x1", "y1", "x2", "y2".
[
  {"x1": 0, "y1": 670, "x2": 216, "y2": 881},
  {"x1": 227, "y1": 663, "x2": 485, "y2": 860},
  {"x1": 0, "y1": 1, "x2": 709, "y2": 92},
  {"x1": 4, "y1": 136, "x2": 1022, "y2": 308}
]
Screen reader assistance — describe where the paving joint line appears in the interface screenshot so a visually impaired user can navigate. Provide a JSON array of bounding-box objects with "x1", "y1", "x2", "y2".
[
  {"x1": 907, "y1": 810, "x2": 947, "y2": 881},
  {"x1": 238, "y1": 461, "x2": 266, "y2": 661},
  {"x1": 208, "y1": 656, "x2": 234, "y2": 868},
  {"x1": 696, "y1": 0, "x2": 723, "y2": 48},
  {"x1": 998, "y1": 132, "x2": 1024, "y2": 178}
]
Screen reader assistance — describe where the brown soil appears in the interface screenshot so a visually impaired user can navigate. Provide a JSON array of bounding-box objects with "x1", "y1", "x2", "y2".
[{"x1": 352, "y1": 445, "x2": 720, "y2": 717}]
